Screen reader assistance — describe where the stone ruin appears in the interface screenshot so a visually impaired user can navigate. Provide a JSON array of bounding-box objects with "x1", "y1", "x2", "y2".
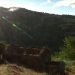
[
  {"x1": 0, "y1": 43, "x2": 65, "y2": 75},
  {"x1": 0, "y1": 44, "x2": 51, "y2": 69}
]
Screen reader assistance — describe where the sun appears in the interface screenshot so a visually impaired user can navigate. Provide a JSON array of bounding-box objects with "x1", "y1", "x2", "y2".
[{"x1": 9, "y1": 7, "x2": 19, "y2": 12}]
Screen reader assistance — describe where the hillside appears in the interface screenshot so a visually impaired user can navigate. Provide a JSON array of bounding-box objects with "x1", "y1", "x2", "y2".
[{"x1": 0, "y1": 7, "x2": 75, "y2": 51}]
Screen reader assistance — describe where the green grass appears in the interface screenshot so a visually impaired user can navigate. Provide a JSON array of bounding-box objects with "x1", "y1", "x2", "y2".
[{"x1": 52, "y1": 56, "x2": 75, "y2": 75}]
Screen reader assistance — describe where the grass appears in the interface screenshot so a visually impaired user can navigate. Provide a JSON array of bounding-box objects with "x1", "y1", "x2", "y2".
[
  {"x1": 52, "y1": 56, "x2": 75, "y2": 75},
  {"x1": 65, "y1": 60, "x2": 75, "y2": 75},
  {"x1": 0, "y1": 64, "x2": 47, "y2": 75},
  {"x1": 0, "y1": 61, "x2": 75, "y2": 75}
]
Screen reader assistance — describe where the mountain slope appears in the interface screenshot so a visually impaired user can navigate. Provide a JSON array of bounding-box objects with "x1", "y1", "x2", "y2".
[{"x1": 0, "y1": 7, "x2": 75, "y2": 50}]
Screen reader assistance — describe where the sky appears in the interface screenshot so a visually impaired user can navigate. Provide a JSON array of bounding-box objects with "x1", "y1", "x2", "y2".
[{"x1": 0, "y1": 0, "x2": 75, "y2": 15}]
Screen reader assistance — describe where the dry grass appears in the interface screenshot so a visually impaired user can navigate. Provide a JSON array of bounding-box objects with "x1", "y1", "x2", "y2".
[
  {"x1": 0, "y1": 64, "x2": 47, "y2": 75},
  {"x1": 1, "y1": 63, "x2": 75, "y2": 75},
  {"x1": 65, "y1": 67, "x2": 75, "y2": 75},
  {"x1": 65, "y1": 61, "x2": 75, "y2": 75}
]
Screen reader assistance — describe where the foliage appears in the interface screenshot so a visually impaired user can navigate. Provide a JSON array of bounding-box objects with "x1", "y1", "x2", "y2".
[{"x1": 57, "y1": 36, "x2": 75, "y2": 60}]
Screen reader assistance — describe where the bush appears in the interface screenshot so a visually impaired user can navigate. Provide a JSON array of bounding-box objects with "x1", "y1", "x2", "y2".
[{"x1": 57, "y1": 36, "x2": 75, "y2": 60}]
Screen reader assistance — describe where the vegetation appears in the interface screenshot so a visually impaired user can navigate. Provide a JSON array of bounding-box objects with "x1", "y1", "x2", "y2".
[
  {"x1": 0, "y1": 64, "x2": 47, "y2": 75},
  {"x1": 52, "y1": 36, "x2": 75, "y2": 75},
  {"x1": 55, "y1": 36, "x2": 75, "y2": 60},
  {"x1": 0, "y1": 7, "x2": 75, "y2": 51},
  {"x1": 0, "y1": 7, "x2": 75, "y2": 75}
]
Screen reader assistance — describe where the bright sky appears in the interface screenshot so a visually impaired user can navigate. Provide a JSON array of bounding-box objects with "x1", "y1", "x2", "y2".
[{"x1": 0, "y1": 0, "x2": 75, "y2": 15}]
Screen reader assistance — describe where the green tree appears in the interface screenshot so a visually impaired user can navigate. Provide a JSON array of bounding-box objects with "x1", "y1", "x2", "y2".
[{"x1": 57, "y1": 36, "x2": 75, "y2": 60}]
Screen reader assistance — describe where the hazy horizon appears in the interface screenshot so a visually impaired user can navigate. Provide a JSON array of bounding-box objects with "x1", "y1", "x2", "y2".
[{"x1": 0, "y1": 0, "x2": 75, "y2": 15}]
